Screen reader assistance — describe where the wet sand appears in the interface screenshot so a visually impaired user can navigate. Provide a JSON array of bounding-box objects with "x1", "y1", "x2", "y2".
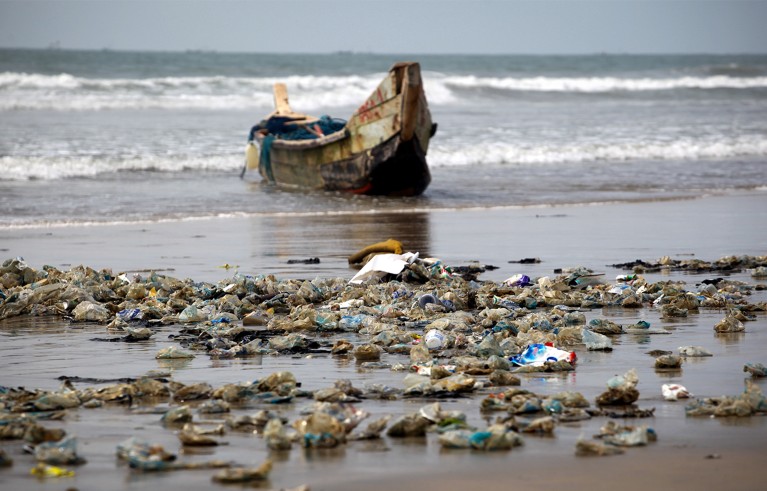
[
  {"x1": 3, "y1": 190, "x2": 767, "y2": 283},
  {"x1": 1, "y1": 190, "x2": 767, "y2": 490}
]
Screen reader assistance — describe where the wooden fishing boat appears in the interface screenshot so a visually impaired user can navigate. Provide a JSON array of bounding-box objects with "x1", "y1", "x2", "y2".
[{"x1": 244, "y1": 62, "x2": 436, "y2": 196}]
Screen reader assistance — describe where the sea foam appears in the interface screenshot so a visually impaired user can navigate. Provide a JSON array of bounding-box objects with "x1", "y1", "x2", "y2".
[{"x1": 4, "y1": 71, "x2": 766, "y2": 112}]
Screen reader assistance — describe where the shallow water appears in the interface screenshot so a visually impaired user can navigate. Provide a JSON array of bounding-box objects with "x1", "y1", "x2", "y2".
[{"x1": 2, "y1": 50, "x2": 767, "y2": 227}]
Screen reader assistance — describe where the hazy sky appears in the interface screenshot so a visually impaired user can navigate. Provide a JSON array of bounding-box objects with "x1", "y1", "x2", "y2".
[{"x1": 1, "y1": 0, "x2": 766, "y2": 54}]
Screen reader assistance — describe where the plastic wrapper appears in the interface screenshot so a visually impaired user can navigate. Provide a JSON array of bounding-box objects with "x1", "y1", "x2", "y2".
[
  {"x1": 581, "y1": 328, "x2": 613, "y2": 351},
  {"x1": 596, "y1": 369, "x2": 640, "y2": 406},
  {"x1": 678, "y1": 345, "x2": 713, "y2": 357},
  {"x1": 155, "y1": 346, "x2": 195, "y2": 359},
  {"x1": 263, "y1": 418, "x2": 294, "y2": 450},
  {"x1": 349, "y1": 252, "x2": 418, "y2": 284},
  {"x1": 510, "y1": 343, "x2": 576, "y2": 367},
  {"x1": 72, "y1": 301, "x2": 110, "y2": 322},
  {"x1": 212, "y1": 460, "x2": 272, "y2": 483},
  {"x1": 662, "y1": 383, "x2": 691, "y2": 400},
  {"x1": 35, "y1": 436, "x2": 86, "y2": 465},
  {"x1": 744, "y1": 362, "x2": 767, "y2": 377},
  {"x1": 575, "y1": 439, "x2": 624, "y2": 456}
]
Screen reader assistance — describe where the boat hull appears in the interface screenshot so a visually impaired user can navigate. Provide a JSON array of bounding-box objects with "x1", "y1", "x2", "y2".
[{"x1": 250, "y1": 62, "x2": 434, "y2": 197}]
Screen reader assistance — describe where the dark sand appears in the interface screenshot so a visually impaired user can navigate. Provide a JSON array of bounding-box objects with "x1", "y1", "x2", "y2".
[{"x1": 1, "y1": 191, "x2": 766, "y2": 490}]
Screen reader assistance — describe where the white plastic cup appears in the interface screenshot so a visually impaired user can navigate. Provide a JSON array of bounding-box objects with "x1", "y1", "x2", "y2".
[{"x1": 424, "y1": 329, "x2": 445, "y2": 350}]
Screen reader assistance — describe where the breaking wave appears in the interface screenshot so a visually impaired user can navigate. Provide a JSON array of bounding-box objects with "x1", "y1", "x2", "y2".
[
  {"x1": 442, "y1": 74, "x2": 767, "y2": 93},
  {"x1": 0, "y1": 72, "x2": 385, "y2": 111},
  {"x1": 4, "y1": 135, "x2": 766, "y2": 181},
  {"x1": 2, "y1": 71, "x2": 767, "y2": 111},
  {"x1": 429, "y1": 135, "x2": 767, "y2": 167},
  {"x1": 0, "y1": 154, "x2": 242, "y2": 181}
]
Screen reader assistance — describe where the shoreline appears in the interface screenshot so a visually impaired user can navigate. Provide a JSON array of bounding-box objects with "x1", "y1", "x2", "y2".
[
  {"x1": 2, "y1": 190, "x2": 766, "y2": 284},
  {"x1": 2, "y1": 189, "x2": 761, "y2": 230}
]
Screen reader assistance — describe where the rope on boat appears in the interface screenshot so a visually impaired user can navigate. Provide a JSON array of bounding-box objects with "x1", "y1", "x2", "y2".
[{"x1": 260, "y1": 134, "x2": 276, "y2": 183}]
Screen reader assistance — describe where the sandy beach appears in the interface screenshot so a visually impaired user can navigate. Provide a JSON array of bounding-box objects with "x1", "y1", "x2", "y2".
[{"x1": 1, "y1": 191, "x2": 767, "y2": 491}]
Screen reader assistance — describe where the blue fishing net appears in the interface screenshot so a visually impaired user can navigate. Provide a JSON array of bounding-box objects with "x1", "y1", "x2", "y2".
[
  {"x1": 249, "y1": 115, "x2": 346, "y2": 142},
  {"x1": 280, "y1": 115, "x2": 347, "y2": 140}
]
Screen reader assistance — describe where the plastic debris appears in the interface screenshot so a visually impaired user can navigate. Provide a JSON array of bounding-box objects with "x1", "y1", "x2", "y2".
[
  {"x1": 0, "y1": 448, "x2": 13, "y2": 467},
  {"x1": 155, "y1": 346, "x2": 195, "y2": 359},
  {"x1": 575, "y1": 439, "x2": 624, "y2": 456},
  {"x1": 596, "y1": 369, "x2": 639, "y2": 406},
  {"x1": 510, "y1": 343, "x2": 576, "y2": 367},
  {"x1": 349, "y1": 251, "x2": 418, "y2": 284},
  {"x1": 30, "y1": 463, "x2": 75, "y2": 478},
  {"x1": 423, "y1": 329, "x2": 445, "y2": 350},
  {"x1": 1, "y1": 254, "x2": 766, "y2": 479},
  {"x1": 212, "y1": 459, "x2": 272, "y2": 483},
  {"x1": 34, "y1": 436, "x2": 86, "y2": 465},
  {"x1": 519, "y1": 415, "x2": 556, "y2": 434},
  {"x1": 714, "y1": 314, "x2": 745, "y2": 333},
  {"x1": 503, "y1": 274, "x2": 531, "y2": 287},
  {"x1": 439, "y1": 425, "x2": 523, "y2": 450},
  {"x1": 744, "y1": 362, "x2": 767, "y2": 377},
  {"x1": 386, "y1": 413, "x2": 430, "y2": 438},
  {"x1": 678, "y1": 346, "x2": 713, "y2": 357},
  {"x1": 72, "y1": 300, "x2": 110, "y2": 322},
  {"x1": 598, "y1": 422, "x2": 655, "y2": 447},
  {"x1": 353, "y1": 343, "x2": 382, "y2": 361},
  {"x1": 117, "y1": 437, "x2": 177, "y2": 470},
  {"x1": 161, "y1": 405, "x2": 193, "y2": 425},
  {"x1": 178, "y1": 423, "x2": 222, "y2": 446},
  {"x1": 348, "y1": 238, "x2": 403, "y2": 265},
  {"x1": 662, "y1": 384, "x2": 691, "y2": 400},
  {"x1": 685, "y1": 380, "x2": 767, "y2": 417},
  {"x1": 655, "y1": 354, "x2": 683, "y2": 369},
  {"x1": 581, "y1": 328, "x2": 613, "y2": 351}
]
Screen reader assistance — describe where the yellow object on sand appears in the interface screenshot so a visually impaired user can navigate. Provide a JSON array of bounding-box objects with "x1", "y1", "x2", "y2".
[
  {"x1": 348, "y1": 239, "x2": 404, "y2": 265},
  {"x1": 30, "y1": 463, "x2": 75, "y2": 478}
]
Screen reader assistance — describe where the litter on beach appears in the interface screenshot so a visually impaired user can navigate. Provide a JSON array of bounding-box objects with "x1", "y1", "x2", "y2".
[{"x1": 0, "y1": 253, "x2": 766, "y2": 488}]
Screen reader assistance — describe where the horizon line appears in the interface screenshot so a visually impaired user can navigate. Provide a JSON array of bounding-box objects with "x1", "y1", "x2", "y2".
[{"x1": 1, "y1": 46, "x2": 766, "y2": 57}]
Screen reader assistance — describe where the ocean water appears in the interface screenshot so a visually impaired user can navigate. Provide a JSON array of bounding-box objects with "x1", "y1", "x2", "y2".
[{"x1": 1, "y1": 49, "x2": 766, "y2": 227}]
